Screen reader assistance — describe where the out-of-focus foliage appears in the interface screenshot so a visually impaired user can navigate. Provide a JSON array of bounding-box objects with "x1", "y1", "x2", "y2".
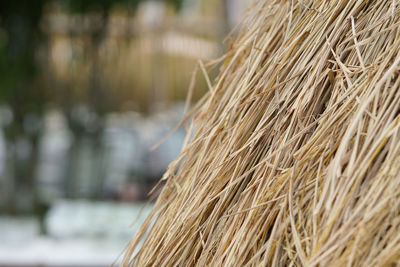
[
  {"x1": 0, "y1": 0, "x2": 48, "y2": 125},
  {"x1": 0, "y1": 0, "x2": 184, "y2": 116},
  {"x1": 65, "y1": 0, "x2": 184, "y2": 13}
]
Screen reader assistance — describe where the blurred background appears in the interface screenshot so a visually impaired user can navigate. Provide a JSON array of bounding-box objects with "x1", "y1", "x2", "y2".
[{"x1": 0, "y1": 0, "x2": 251, "y2": 266}]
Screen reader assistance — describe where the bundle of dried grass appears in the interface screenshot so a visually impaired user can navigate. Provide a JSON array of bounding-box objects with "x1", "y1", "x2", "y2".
[{"x1": 123, "y1": 0, "x2": 400, "y2": 266}]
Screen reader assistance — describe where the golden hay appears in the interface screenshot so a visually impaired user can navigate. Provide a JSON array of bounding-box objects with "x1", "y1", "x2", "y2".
[{"x1": 123, "y1": 0, "x2": 400, "y2": 266}]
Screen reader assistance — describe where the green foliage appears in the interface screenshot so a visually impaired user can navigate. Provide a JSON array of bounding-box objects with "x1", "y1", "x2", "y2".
[
  {"x1": 63, "y1": 0, "x2": 184, "y2": 13},
  {"x1": 0, "y1": 0, "x2": 49, "y2": 117}
]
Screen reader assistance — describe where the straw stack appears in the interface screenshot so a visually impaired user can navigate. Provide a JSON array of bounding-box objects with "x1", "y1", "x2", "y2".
[{"x1": 123, "y1": 0, "x2": 400, "y2": 266}]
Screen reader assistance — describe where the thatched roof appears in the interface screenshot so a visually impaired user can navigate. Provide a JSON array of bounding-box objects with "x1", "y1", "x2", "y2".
[{"x1": 123, "y1": 0, "x2": 400, "y2": 266}]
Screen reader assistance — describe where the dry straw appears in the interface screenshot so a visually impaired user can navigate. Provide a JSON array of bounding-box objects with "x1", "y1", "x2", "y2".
[{"x1": 123, "y1": 0, "x2": 400, "y2": 266}]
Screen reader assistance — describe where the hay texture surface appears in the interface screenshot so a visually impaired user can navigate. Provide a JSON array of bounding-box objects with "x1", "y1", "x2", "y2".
[{"x1": 123, "y1": 0, "x2": 400, "y2": 266}]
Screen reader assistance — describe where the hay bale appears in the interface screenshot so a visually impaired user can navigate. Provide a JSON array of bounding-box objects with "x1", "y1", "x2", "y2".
[{"x1": 123, "y1": 0, "x2": 400, "y2": 266}]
